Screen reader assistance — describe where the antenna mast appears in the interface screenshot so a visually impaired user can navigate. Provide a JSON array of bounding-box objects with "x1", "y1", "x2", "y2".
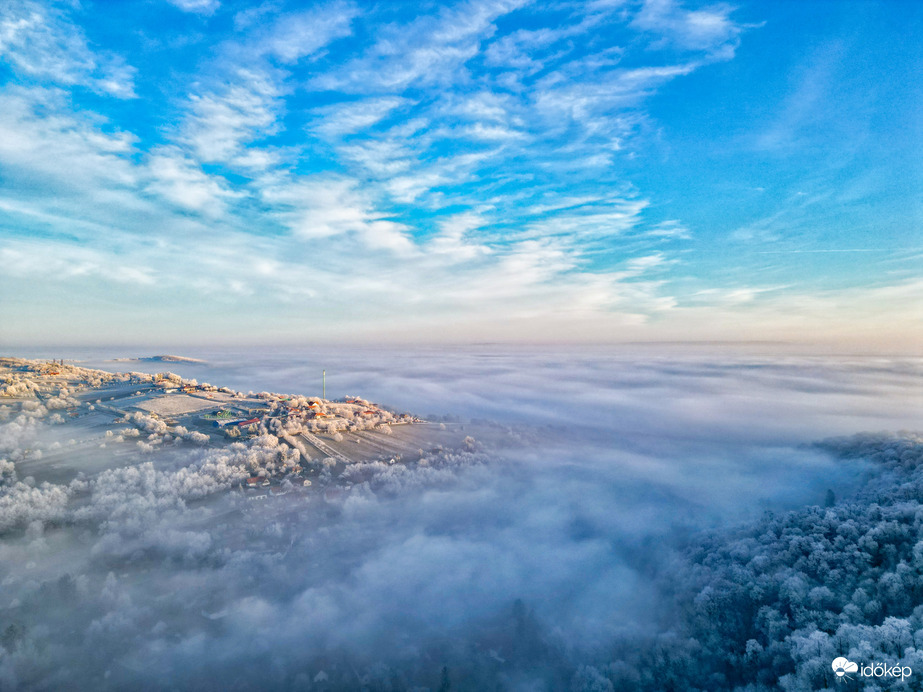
[{"x1": 323, "y1": 369, "x2": 326, "y2": 400}]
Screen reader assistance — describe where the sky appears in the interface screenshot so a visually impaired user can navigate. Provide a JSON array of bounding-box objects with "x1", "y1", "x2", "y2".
[{"x1": 0, "y1": 0, "x2": 920, "y2": 348}]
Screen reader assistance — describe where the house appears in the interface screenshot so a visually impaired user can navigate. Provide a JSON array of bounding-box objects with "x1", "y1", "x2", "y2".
[
  {"x1": 236, "y1": 418, "x2": 261, "y2": 435},
  {"x1": 213, "y1": 418, "x2": 243, "y2": 428}
]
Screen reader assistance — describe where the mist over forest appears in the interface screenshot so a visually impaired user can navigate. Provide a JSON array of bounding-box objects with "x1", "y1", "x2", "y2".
[{"x1": 2, "y1": 348, "x2": 922, "y2": 690}]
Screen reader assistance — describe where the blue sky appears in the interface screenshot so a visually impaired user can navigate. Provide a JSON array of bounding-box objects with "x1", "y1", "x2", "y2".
[{"x1": 0, "y1": 0, "x2": 920, "y2": 348}]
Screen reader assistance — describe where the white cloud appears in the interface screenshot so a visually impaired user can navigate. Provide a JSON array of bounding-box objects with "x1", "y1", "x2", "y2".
[
  {"x1": 457, "y1": 122, "x2": 525, "y2": 141},
  {"x1": 0, "y1": 0, "x2": 136, "y2": 97},
  {"x1": 632, "y1": 0, "x2": 741, "y2": 53},
  {"x1": 483, "y1": 25, "x2": 570, "y2": 72},
  {"x1": 447, "y1": 91, "x2": 519, "y2": 126},
  {"x1": 181, "y1": 69, "x2": 281, "y2": 167},
  {"x1": 260, "y1": 176, "x2": 415, "y2": 254},
  {"x1": 232, "y1": 2, "x2": 281, "y2": 31},
  {"x1": 312, "y1": 0, "x2": 528, "y2": 93},
  {"x1": 145, "y1": 147, "x2": 237, "y2": 216},
  {"x1": 523, "y1": 197, "x2": 649, "y2": 240},
  {"x1": 338, "y1": 139, "x2": 415, "y2": 177},
  {"x1": 533, "y1": 63, "x2": 696, "y2": 135},
  {"x1": 258, "y1": 2, "x2": 357, "y2": 63},
  {"x1": 625, "y1": 253, "x2": 667, "y2": 274},
  {"x1": 0, "y1": 242, "x2": 156, "y2": 287},
  {"x1": 172, "y1": 3, "x2": 360, "y2": 172},
  {"x1": 167, "y1": 0, "x2": 220, "y2": 14},
  {"x1": 7, "y1": 0, "x2": 866, "y2": 347},
  {"x1": 384, "y1": 170, "x2": 454, "y2": 205},
  {"x1": 0, "y1": 87, "x2": 138, "y2": 192},
  {"x1": 646, "y1": 220, "x2": 691, "y2": 239},
  {"x1": 429, "y1": 213, "x2": 491, "y2": 260},
  {"x1": 312, "y1": 97, "x2": 409, "y2": 139}
]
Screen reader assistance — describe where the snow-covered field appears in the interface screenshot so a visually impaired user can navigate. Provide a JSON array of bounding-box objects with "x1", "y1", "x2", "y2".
[{"x1": 134, "y1": 394, "x2": 219, "y2": 416}]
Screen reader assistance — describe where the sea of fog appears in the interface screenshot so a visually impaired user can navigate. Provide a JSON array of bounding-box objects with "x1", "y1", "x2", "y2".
[
  {"x1": 3, "y1": 345, "x2": 923, "y2": 689},
  {"x1": 67, "y1": 344, "x2": 923, "y2": 515}
]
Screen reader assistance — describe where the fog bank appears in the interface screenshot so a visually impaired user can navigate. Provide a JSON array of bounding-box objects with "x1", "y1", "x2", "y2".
[{"x1": 1, "y1": 348, "x2": 921, "y2": 689}]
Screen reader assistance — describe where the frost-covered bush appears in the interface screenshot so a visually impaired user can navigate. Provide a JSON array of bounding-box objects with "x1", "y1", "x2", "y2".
[
  {"x1": 0, "y1": 378, "x2": 38, "y2": 398},
  {"x1": 127, "y1": 412, "x2": 168, "y2": 436},
  {"x1": 0, "y1": 480, "x2": 69, "y2": 533}
]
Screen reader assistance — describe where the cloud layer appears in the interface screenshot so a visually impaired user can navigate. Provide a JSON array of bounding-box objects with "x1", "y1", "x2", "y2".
[
  {"x1": 1, "y1": 349, "x2": 921, "y2": 688},
  {"x1": 3, "y1": 0, "x2": 917, "y2": 346}
]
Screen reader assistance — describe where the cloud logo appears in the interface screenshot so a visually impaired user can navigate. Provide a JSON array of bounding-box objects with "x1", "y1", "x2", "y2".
[{"x1": 832, "y1": 657, "x2": 859, "y2": 679}]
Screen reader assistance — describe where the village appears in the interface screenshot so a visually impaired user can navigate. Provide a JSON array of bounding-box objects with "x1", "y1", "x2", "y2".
[{"x1": 0, "y1": 357, "x2": 457, "y2": 501}]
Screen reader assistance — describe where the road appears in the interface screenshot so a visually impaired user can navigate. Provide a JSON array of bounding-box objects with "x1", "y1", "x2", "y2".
[{"x1": 300, "y1": 431, "x2": 353, "y2": 463}]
